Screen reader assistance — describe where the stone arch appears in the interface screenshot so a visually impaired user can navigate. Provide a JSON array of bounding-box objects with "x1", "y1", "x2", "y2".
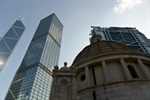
[{"x1": 127, "y1": 65, "x2": 139, "y2": 78}]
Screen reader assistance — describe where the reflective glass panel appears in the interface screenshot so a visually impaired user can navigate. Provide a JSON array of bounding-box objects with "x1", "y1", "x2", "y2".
[
  {"x1": 0, "y1": 53, "x2": 9, "y2": 62},
  {"x1": 13, "y1": 27, "x2": 25, "y2": 37},
  {"x1": 4, "y1": 27, "x2": 18, "y2": 39},
  {"x1": 0, "y1": 39, "x2": 10, "y2": 52},
  {"x1": 33, "y1": 16, "x2": 52, "y2": 39},
  {"x1": 13, "y1": 20, "x2": 25, "y2": 28},
  {"x1": 4, "y1": 38, "x2": 18, "y2": 50},
  {"x1": 110, "y1": 32, "x2": 124, "y2": 43},
  {"x1": 24, "y1": 34, "x2": 47, "y2": 66},
  {"x1": 121, "y1": 32, "x2": 136, "y2": 43}
]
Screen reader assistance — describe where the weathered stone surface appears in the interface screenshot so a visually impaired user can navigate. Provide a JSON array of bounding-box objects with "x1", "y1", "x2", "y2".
[{"x1": 50, "y1": 39, "x2": 150, "y2": 100}]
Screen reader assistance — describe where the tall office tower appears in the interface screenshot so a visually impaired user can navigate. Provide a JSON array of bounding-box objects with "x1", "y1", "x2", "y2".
[
  {"x1": 90, "y1": 26, "x2": 150, "y2": 54},
  {"x1": 0, "y1": 19, "x2": 25, "y2": 71},
  {"x1": 5, "y1": 13, "x2": 63, "y2": 100}
]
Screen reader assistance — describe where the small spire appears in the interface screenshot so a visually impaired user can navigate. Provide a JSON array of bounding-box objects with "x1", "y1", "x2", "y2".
[
  {"x1": 64, "y1": 62, "x2": 67, "y2": 67},
  {"x1": 22, "y1": 12, "x2": 28, "y2": 21},
  {"x1": 17, "y1": 12, "x2": 28, "y2": 21}
]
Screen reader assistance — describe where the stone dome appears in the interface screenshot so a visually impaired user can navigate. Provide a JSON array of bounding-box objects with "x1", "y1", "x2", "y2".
[
  {"x1": 73, "y1": 40, "x2": 142, "y2": 65},
  {"x1": 59, "y1": 66, "x2": 71, "y2": 71}
]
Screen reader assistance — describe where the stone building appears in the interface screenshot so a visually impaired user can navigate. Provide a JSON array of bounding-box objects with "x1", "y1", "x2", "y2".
[{"x1": 50, "y1": 34, "x2": 150, "y2": 100}]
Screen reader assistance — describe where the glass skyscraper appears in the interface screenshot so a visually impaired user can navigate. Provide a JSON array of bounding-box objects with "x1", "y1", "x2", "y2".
[
  {"x1": 5, "y1": 13, "x2": 63, "y2": 100},
  {"x1": 90, "y1": 26, "x2": 150, "y2": 54},
  {"x1": 0, "y1": 19, "x2": 25, "y2": 71}
]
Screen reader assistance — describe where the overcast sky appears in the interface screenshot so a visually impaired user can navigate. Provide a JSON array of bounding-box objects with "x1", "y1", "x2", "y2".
[{"x1": 0, "y1": 0, "x2": 150, "y2": 99}]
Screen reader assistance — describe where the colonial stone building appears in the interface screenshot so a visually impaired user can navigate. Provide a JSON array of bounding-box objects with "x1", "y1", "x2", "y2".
[{"x1": 50, "y1": 34, "x2": 150, "y2": 100}]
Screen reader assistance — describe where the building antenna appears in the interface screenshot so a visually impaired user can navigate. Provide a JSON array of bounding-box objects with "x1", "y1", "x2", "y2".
[
  {"x1": 22, "y1": 12, "x2": 28, "y2": 21},
  {"x1": 19, "y1": 13, "x2": 23, "y2": 18},
  {"x1": 17, "y1": 13, "x2": 23, "y2": 20}
]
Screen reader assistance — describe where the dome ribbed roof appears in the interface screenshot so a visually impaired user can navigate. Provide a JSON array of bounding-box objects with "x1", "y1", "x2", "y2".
[{"x1": 72, "y1": 41, "x2": 140, "y2": 65}]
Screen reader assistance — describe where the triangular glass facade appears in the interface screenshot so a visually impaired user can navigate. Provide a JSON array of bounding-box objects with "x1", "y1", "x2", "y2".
[
  {"x1": 4, "y1": 28, "x2": 19, "y2": 39},
  {"x1": 4, "y1": 38, "x2": 18, "y2": 50},
  {"x1": 13, "y1": 26, "x2": 25, "y2": 37},
  {"x1": 0, "y1": 39, "x2": 10, "y2": 52},
  {"x1": 13, "y1": 20, "x2": 25, "y2": 28},
  {"x1": 0, "y1": 19, "x2": 25, "y2": 71}
]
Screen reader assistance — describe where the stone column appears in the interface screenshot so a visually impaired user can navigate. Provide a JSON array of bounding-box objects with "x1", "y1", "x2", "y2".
[
  {"x1": 137, "y1": 59, "x2": 150, "y2": 79},
  {"x1": 120, "y1": 58, "x2": 132, "y2": 80},
  {"x1": 101, "y1": 61, "x2": 110, "y2": 82},
  {"x1": 85, "y1": 66, "x2": 91, "y2": 87}
]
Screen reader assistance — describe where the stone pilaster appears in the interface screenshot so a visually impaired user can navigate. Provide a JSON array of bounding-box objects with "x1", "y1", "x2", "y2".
[
  {"x1": 101, "y1": 60, "x2": 110, "y2": 82},
  {"x1": 137, "y1": 59, "x2": 150, "y2": 79},
  {"x1": 85, "y1": 66, "x2": 91, "y2": 87},
  {"x1": 120, "y1": 58, "x2": 132, "y2": 80}
]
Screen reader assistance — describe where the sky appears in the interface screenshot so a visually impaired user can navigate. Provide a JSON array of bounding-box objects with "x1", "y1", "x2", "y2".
[{"x1": 0, "y1": 0, "x2": 150, "y2": 99}]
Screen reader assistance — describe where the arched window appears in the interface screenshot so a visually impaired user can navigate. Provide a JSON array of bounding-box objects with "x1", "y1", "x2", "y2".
[
  {"x1": 127, "y1": 65, "x2": 139, "y2": 78},
  {"x1": 80, "y1": 74, "x2": 86, "y2": 81}
]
